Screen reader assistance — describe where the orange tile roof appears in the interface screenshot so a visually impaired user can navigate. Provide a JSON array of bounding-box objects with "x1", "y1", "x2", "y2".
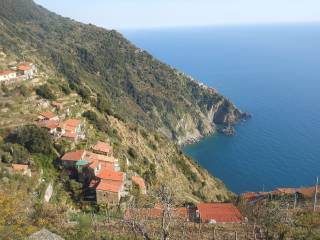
[
  {"x1": 39, "y1": 111, "x2": 56, "y2": 119},
  {"x1": 93, "y1": 141, "x2": 112, "y2": 154},
  {"x1": 0, "y1": 70, "x2": 15, "y2": 76},
  {"x1": 64, "y1": 119, "x2": 81, "y2": 128},
  {"x1": 96, "y1": 179, "x2": 123, "y2": 193},
  {"x1": 61, "y1": 150, "x2": 85, "y2": 161},
  {"x1": 197, "y1": 203, "x2": 242, "y2": 223},
  {"x1": 96, "y1": 169, "x2": 125, "y2": 181},
  {"x1": 99, "y1": 162, "x2": 115, "y2": 171},
  {"x1": 12, "y1": 164, "x2": 29, "y2": 171},
  {"x1": 132, "y1": 176, "x2": 146, "y2": 190},
  {"x1": 17, "y1": 65, "x2": 32, "y2": 71}
]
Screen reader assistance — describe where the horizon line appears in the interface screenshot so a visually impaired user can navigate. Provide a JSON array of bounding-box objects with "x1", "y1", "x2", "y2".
[{"x1": 117, "y1": 21, "x2": 320, "y2": 32}]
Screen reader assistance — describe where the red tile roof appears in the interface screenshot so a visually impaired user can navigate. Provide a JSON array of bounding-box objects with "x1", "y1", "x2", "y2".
[
  {"x1": 99, "y1": 162, "x2": 115, "y2": 171},
  {"x1": 64, "y1": 119, "x2": 81, "y2": 128},
  {"x1": 12, "y1": 164, "x2": 29, "y2": 171},
  {"x1": 96, "y1": 169, "x2": 125, "y2": 181},
  {"x1": 197, "y1": 203, "x2": 242, "y2": 223},
  {"x1": 17, "y1": 65, "x2": 32, "y2": 71},
  {"x1": 0, "y1": 70, "x2": 15, "y2": 76},
  {"x1": 132, "y1": 176, "x2": 146, "y2": 190},
  {"x1": 39, "y1": 111, "x2": 56, "y2": 119},
  {"x1": 93, "y1": 141, "x2": 112, "y2": 154},
  {"x1": 96, "y1": 179, "x2": 123, "y2": 193},
  {"x1": 61, "y1": 150, "x2": 85, "y2": 161},
  {"x1": 296, "y1": 187, "x2": 315, "y2": 198}
]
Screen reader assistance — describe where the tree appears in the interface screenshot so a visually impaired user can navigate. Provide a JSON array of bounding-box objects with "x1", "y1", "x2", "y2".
[
  {"x1": 35, "y1": 84, "x2": 56, "y2": 100},
  {"x1": 9, "y1": 125, "x2": 53, "y2": 154},
  {"x1": 0, "y1": 143, "x2": 30, "y2": 164}
]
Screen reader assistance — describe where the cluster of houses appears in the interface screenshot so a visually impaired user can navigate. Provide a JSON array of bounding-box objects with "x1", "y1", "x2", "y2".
[
  {"x1": 60, "y1": 141, "x2": 146, "y2": 205},
  {"x1": 241, "y1": 186, "x2": 316, "y2": 203},
  {"x1": 0, "y1": 62, "x2": 36, "y2": 83},
  {"x1": 125, "y1": 202, "x2": 243, "y2": 224},
  {"x1": 36, "y1": 111, "x2": 85, "y2": 142}
]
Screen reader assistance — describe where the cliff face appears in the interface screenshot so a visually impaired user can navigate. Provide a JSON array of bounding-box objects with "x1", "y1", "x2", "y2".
[{"x1": 0, "y1": 0, "x2": 247, "y2": 145}]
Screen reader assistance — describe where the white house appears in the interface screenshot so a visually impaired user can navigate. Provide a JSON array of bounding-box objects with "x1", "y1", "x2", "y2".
[{"x1": 0, "y1": 70, "x2": 16, "y2": 82}]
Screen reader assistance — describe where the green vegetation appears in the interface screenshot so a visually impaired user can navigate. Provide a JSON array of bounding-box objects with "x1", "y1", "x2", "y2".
[
  {"x1": 8, "y1": 125, "x2": 54, "y2": 154},
  {"x1": 82, "y1": 110, "x2": 108, "y2": 132},
  {"x1": 0, "y1": 0, "x2": 246, "y2": 144},
  {"x1": 35, "y1": 84, "x2": 56, "y2": 100}
]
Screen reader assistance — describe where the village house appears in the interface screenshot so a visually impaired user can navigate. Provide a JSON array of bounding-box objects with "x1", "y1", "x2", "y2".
[
  {"x1": 61, "y1": 119, "x2": 85, "y2": 141},
  {"x1": 61, "y1": 150, "x2": 120, "y2": 180},
  {"x1": 95, "y1": 170, "x2": 126, "y2": 205},
  {"x1": 37, "y1": 120, "x2": 65, "y2": 137},
  {"x1": 96, "y1": 179, "x2": 125, "y2": 205},
  {"x1": 196, "y1": 203, "x2": 243, "y2": 223},
  {"x1": 12, "y1": 164, "x2": 32, "y2": 177},
  {"x1": 0, "y1": 70, "x2": 16, "y2": 82},
  {"x1": 131, "y1": 175, "x2": 147, "y2": 195},
  {"x1": 61, "y1": 150, "x2": 86, "y2": 168},
  {"x1": 92, "y1": 141, "x2": 113, "y2": 156},
  {"x1": 16, "y1": 63, "x2": 36, "y2": 79},
  {"x1": 38, "y1": 111, "x2": 59, "y2": 121}
]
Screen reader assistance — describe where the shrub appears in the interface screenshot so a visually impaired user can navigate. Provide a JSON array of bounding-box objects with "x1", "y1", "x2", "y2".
[
  {"x1": 82, "y1": 111, "x2": 108, "y2": 132},
  {"x1": 59, "y1": 83, "x2": 71, "y2": 95},
  {"x1": 8, "y1": 125, "x2": 53, "y2": 154},
  {"x1": 128, "y1": 147, "x2": 138, "y2": 159},
  {"x1": 77, "y1": 85, "x2": 91, "y2": 101},
  {"x1": 96, "y1": 96, "x2": 111, "y2": 113},
  {"x1": 35, "y1": 84, "x2": 56, "y2": 100},
  {"x1": 0, "y1": 143, "x2": 30, "y2": 164},
  {"x1": 18, "y1": 84, "x2": 31, "y2": 97}
]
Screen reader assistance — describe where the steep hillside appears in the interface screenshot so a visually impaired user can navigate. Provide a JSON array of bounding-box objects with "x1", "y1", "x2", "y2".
[{"x1": 0, "y1": 0, "x2": 248, "y2": 144}]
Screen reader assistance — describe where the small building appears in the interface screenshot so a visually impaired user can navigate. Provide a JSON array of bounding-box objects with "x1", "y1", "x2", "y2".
[
  {"x1": 28, "y1": 228, "x2": 64, "y2": 240},
  {"x1": 92, "y1": 141, "x2": 113, "y2": 156},
  {"x1": 95, "y1": 170, "x2": 126, "y2": 205},
  {"x1": 60, "y1": 150, "x2": 86, "y2": 168},
  {"x1": 132, "y1": 175, "x2": 147, "y2": 194},
  {"x1": 0, "y1": 70, "x2": 16, "y2": 82},
  {"x1": 196, "y1": 203, "x2": 242, "y2": 223},
  {"x1": 17, "y1": 63, "x2": 35, "y2": 79},
  {"x1": 61, "y1": 119, "x2": 85, "y2": 141},
  {"x1": 12, "y1": 164, "x2": 31, "y2": 177},
  {"x1": 96, "y1": 179, "x2": 124, "y2": 205},
  {"x1": 37, "y1": 120, "x2": 65, "y2": 137},
  {"x1": 38, "y1": 111, "x2": 59, "y2": 121}
]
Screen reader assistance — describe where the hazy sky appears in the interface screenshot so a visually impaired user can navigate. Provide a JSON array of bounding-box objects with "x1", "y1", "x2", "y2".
[{"x1": 35, "y1": 0, "x2": 320, "y2": 30}]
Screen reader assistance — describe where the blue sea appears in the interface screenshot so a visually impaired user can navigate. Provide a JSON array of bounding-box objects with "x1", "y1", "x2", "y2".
[{"x1": 123, "y1": 24, "x2": 320, "y2": 194}]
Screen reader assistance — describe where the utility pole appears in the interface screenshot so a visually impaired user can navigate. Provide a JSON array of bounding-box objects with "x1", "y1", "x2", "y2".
[
  {"x1": 293, "y1": 192, "x2": 297, "y2": 210},
  {"x1": 313, "y1": 176, "x2": 319, "y2": 212}
]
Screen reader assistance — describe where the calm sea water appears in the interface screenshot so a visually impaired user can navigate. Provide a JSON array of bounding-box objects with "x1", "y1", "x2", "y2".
[{"x1": 123, "y1": 24, "x2": 320, "y2": 194}]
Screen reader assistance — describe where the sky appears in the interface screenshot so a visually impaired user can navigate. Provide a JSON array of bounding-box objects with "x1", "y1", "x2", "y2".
[{"x1": 34, "y1": 0, "x2": 320, "y2": 30}]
